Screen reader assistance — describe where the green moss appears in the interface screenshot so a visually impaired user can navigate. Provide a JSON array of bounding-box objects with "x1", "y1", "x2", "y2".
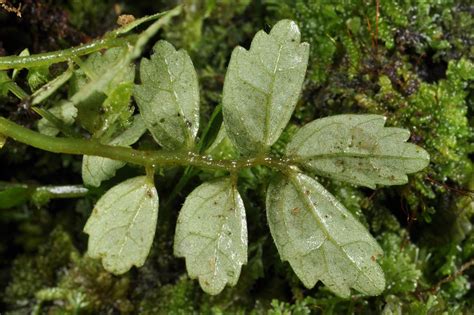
[
  {"x1": 138, "y1": 276, "x2": 198, "y2": 315},
  {"x1": 64, "y1": 0, "x2": 114, "y2": 34},
  {"x1": 379, "y1": 231, "x2": 422, "y2": 294},
  {"x1": 4, "y1": 227, "x2": 133, "y2": 314},
  {"x1": 4, "y1": 228, "x2": 74, "y2": 304}
]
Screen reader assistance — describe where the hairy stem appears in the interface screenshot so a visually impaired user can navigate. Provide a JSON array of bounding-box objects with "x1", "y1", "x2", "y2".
[
  {"x1": 0, "y1": 7, "x2": 183, "y2": 70},
  {"x1": 0, "y1": 117, "x2": 292, "y2": 172},
  {"x1": 0, "y1": 38, "x2": 130, "y2": 70}
]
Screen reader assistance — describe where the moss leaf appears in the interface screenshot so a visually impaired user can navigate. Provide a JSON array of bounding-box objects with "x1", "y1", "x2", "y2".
[
  {"x1": 84, "y1": 176, "x2": 158, "y2": 274},
  {"x1": 287, "y1": 114, "x2": 430, "y2": 188},
  {"x1": 266, "y1": 172, "x2": 385, "y2": 297},
  {"x1": 222, "y1": 19, "x2": 309, "y2": 155},
  {"x1": 174, "y1": 177, "x2": 247, "y2": 295}
]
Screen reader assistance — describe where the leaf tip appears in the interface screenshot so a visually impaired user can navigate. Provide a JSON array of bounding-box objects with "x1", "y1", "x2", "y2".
[{"x1": 271, "y1": 19, "x2": 302, "y2": 43}]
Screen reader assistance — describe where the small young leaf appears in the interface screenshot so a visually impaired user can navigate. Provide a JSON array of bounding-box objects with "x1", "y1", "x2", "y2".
[
  {"x1": 83, "y1": 158, "x2": 124, "y2": 188},
  {"x1": 0, "y1": 182, "x2": 31, "y2": 209},
  {"x1": 134, "y1": 40, "x2": 200, "y2": 150},
  {"x1": 174, "y1": 177, "x2": 247, "y2": 295},
  {"x1": 266, "y1": 172, "x2": 385, "y2": 297},
  {"x1": 79, "y1": 47, "x2": 135, "y2": 96},
  {"x1": 37, "y1": 101, "x2": 78, "y2": 136},
  {"x1": 27, "y1": 65, "x2": 50, "y2": 91},
  {"x1": 31, "y1": 63, "x2": 74, "y2": 106},
  {"x1": 73, "y1": 47, "x2": 136, "y2": 134},
  {"x1": 84, "y1": 176, "x2": 158, "y2": 274},
  {"x1": 286, "y1": 114, "x2": 430, "y2": 188},
  {"x1": 222, "y1": 19, "x2": 309, "y2": 155},
  {"x1": 82, "y1": 116, "x2": 146, "y2": 187},
  {"x1": 94, "y1": 81, "x2": 134, "y2": 139}
]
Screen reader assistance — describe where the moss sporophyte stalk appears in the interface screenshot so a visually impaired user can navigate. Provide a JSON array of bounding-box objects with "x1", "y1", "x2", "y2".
[{"x1": 0, "y1": 8, "x2": 429, "y2": 297}]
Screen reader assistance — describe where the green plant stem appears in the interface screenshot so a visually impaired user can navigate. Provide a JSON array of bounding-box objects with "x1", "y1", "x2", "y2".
[
  {"x1": 0, "y1": 6, "x2": 182, "y2": 71},
  {"x1": 4, "y1": 81, "x2": 28, "y2": 99},
  {"x1": 165, "y1": 104, "x2": 223, "y2": 206},
  {"x1": 0, "y1": 117, "x2": 292, "y2": 172},
  {"x1": 34, "y1": 185, "x2": 89, "y2": 198},
  {"x1": 0, "y1": 38, "x2": 129, "y2": 70},
  {"x1": 31, "y1": 63, "x2": 75, "y2": 105}
]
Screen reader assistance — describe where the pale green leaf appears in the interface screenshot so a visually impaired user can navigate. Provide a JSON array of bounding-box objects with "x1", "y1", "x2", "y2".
[
  {"x1": 174, "y1": 177, "x2": 247, "y2": 295},
  {"x1": 74, "y1": 47, "x2": 135, "y2": 134},
  {"x1": 31, "y1": 63, "x2": 74, "y2": 106},
  {"x1": 82, "y1": 159, "x2": 124, "y2": 188},
  {"x1": 107, "y1": 115, "x2": 147, "y2": 146},
  {"x1": 79, "y1": 47, "x2": 135, "y2": 96},
  {"x1": 93, "y1": 81, "x2": 134, "y2": 139},
  {"x1": 27, "y1": 65, "x2": 50, "y2": 91},
  {"x1": 286, "y1": 114, "x2": 430, "y2": 188},
  {"x1": 84, "y1": 176, "x2": 158, "y2": 274},
  {"x1": 134, "y1": 40, "x2": 200, "y2": 150},
  {"x1": 0, "y1": 182, "x2": 31, "y2": 209},
  {"x1": 82, "y1": 116, "x2": 146, "y2": 187},
  {"x1": 222, "y1": 19, "x2": 309, "y2": 155},
  {"x1": 266, "y1": 172, "x2": 385, "y2": 297},
  {"x1": 37, "y1": 101, "x2": 78, "y2": 136}
]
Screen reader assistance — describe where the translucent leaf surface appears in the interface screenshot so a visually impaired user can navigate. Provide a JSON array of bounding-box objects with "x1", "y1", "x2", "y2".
[
  {"x1": 84, "y1": 176, "x2": 158, "y2": 274},
  {"x1": 266, "y1": 172, "x2": 385, "y2": 297},
  {"x1": 94, "y1": 81, "x2": 134, "y2": 139},
  {"x1": 37, "y1": 101, "x2": 78, "y2": 136},
  {"x1": 222, "y1": 19, "x2": 309, "y2": 155},
  {"x1": 286, "y1": 114, "x2": 430, "y2": 188},
  {"x1": 174, "y1": 177, "x2": 247, "y2": 295},
  {"x1": 134, "y1": 40, "x2": 200, "y2": 150},
  {"x1": 80, "y1": 47, "x2": 135, "y2": 96},
  {"x1": 82, "y1": 116, "x2": 146, "y2": 187},
  {"x1": 0, "y1": 182, "x2": 31, "y2": 209},
  {"x1": 74, "y1": 47, "x2": 135, "y2": 134},
  {"x1": 31, "y1": 64, "x2": 74, "y2": 106}
]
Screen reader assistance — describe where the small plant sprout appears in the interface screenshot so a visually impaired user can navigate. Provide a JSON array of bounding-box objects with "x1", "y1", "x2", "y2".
[{"x1": 0, "y1": 12, "x2": 429, "y2": 297}]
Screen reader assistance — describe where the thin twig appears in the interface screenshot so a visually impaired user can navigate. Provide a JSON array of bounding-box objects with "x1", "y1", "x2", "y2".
[{"x1": 431, "y1": 258, "x2": 474, "y2": 293}]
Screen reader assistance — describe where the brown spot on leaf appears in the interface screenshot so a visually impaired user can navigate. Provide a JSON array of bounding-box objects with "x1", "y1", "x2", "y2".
[
  {"x1": 146, "y1": 189, "x2": 154, "y2": 198},
  {"x1": 291, "y1": 207, "x2": 300, "y2": 215}
]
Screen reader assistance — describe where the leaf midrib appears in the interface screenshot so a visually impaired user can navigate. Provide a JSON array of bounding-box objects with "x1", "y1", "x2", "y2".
[
  {"x1": 288, "y1": 173, "x2": 375, "y2": 286},
  {"x1": 296, "y1": 152, "x2": 427, "y2": 161},
  {"x1": 263, "y1": 45, "x2": 283, "y2": 149},
  {"x1": 163, "y1": 54, "x2": 194, "y2": 149}
]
